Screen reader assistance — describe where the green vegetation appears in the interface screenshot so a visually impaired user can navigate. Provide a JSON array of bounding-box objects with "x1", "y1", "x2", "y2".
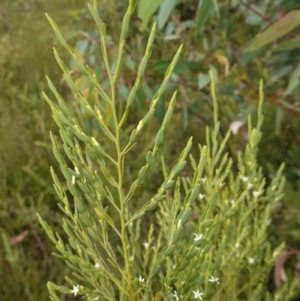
[{"x1": 1, "y1": 0, "x2": 300, "y2": 300}]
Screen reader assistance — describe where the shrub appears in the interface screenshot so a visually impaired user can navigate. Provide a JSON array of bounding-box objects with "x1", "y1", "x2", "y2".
[{"x1": 38, "y1": 0, "x2": 297, "y2": 300}]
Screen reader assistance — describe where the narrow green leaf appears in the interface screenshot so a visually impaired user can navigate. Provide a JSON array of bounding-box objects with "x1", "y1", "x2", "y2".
[
  {"x1": 53, "y1": 48, "x2": 69, "y2": 74},
  {"x1": 120, "y1": 12, "x2": 130, "y2": 42},
  {"x1": 37, "y1": 214, "x2": 58, "y2": 244},
  {"x1": 154, "y1": 128, "x2": 165, "y2": 146},
  {"x1": 170, "y1": 161, "x2": 187, "y2": 178},
  {"x1": 196, "y1": 0, "x2": 213, "y2": 33},
  {"x1": 284, "y1": 63, "x2": 300, "y2": 96},
  {"x1": 46, "y1": 14, "x2": 71, "y2": 51},
  {"x1": 88, "y1": 4, "x2": 104, "y2": 36}
]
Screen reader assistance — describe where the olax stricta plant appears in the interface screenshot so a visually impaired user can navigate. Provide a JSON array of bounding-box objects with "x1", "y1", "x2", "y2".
[{"x1": 38, "y1": 0, "x2": 297, "y2": 300}]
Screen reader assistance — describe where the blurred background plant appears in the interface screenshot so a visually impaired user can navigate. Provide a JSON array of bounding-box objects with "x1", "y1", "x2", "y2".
[{"x1": 1, "y1": 0, "x2": 300, "y2": 299}]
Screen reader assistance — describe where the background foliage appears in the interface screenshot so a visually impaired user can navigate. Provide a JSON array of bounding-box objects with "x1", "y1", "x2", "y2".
[{"x1": 0, "y1": 0, "x2": 300, "y2": 299}]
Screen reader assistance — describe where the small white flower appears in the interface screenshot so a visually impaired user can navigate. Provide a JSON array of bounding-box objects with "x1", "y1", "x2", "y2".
[
  {"x1": 230, "y1": 120, "x2": 244, "y2": 135},
  {"x1": 248, "y1": 257, "x2": 255, "y2": 264},
  {"x1": 71, "y1": 285, "x2": 79, "y2": 296},
  {"x1": 173, "y1": 290, "x2": 179, "y2": 301},
  {"x1": 199, "y1": 193, "x2": 205, "y2": 200},
  {"x1": 235, "y1": 242, "x2": 239, "y2": 248},
  {"x1": 247, "y1": 183, "x2": 253, "y2": 189},
  {"x1": 219, "y1": 182, "x2": 223, "y2": 187},
  {"x1": 129, "y1": 256, "x2": 134, "y2": 262},
  {"x1": 95, "y1": 262, "x2": 101, "y2": 268},
  {"x1": 94, "y1": 297, "x2": 99, "y2": 300},
  {"x1": 253, "y1": 191, "x2": 260, "y2": 197},
  {"x1": 192, "y1": 289, "x2": 204, "y2": 300},
  {"x1": 75, "y1": 166, "x2": 80, "y2": 175},
  {"x1": 72, "y1": 175, "x2": 76, "y2": 185},
  {"x1": 143, "y1": 242, "x2": 150, "y2": 249},
  {"x1": 202, "y1": 177, "x2": 206, "y2": 183},
  {"x1": 241, "y1": 176, "x2": 248, "y2": 182},
  {"x1": 138, "y1": 275, "x2": 144, "y2": 283},
  {"x1": 181, "y1": 281, "x2": 185, "y2": 284},
  {"x1": 208, "y1": 275, "x2": 220, "y2": 284},
  {"x1": 91, "y1": 137, "x2": 99, "y2": 146},
  {"x1": 193, "y1": 233, "x2": 203, "y2": 241},
  {"x1": 230, "y1": 199, "x2": 235, "y2": 205}
]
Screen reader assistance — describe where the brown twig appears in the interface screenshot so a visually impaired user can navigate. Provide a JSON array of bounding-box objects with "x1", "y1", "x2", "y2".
[{"x1": 238, "y1": 0, "x2": 297, "y2": 38}]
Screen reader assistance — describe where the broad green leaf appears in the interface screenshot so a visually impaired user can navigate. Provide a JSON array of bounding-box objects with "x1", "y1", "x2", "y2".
[
  {"x1": 138, "y1": 0, "x2": 164, "y2": 31},
  {"x1": 274, "y1": 35, "x2": 300, "y2": 52},
  {"x1": 157, "y1": 0, "x2": 180, "y2": 29},
  {"x1": 196, "y1": 0, "x2": 213, "y2": 33},
  {"x1": 198, "y1": 74, "x2": 210, "y2": 89},
  {"x1": 245, "y1": 10, "x2": 300, "y2": 52},
  {"x1": 245, "y1": 5, "x2": 266, "y2": 25}
]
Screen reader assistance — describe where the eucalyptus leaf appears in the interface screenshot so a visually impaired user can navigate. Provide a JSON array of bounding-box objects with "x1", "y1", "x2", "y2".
[
  {"x1": 157, "y1": 0, "x2": 180, "y2": 29},
  {"x1": 246, "y1": 10, "x2": 300, "y2": 52},
  {"x1": 138, "y1": 0, "x2": 164, "y2": 30}
]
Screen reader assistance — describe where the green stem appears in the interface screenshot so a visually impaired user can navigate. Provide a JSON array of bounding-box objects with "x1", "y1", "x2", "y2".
[{"x1": 109, "y1": 67, "x2": 137, "y2": 301}]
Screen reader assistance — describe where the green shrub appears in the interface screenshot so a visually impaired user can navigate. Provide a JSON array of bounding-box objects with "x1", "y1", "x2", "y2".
[
  {"x1": 39, "y1": 0, "x2": 298, "y2": 300},
  {"x1": 0, "y1": 1, "x2": 90, "y2": 299}
]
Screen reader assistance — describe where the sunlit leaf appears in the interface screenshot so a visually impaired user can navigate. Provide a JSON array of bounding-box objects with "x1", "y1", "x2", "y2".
[{"x1": 245, "y1": 10, "x2": 300, "y2": 52}]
